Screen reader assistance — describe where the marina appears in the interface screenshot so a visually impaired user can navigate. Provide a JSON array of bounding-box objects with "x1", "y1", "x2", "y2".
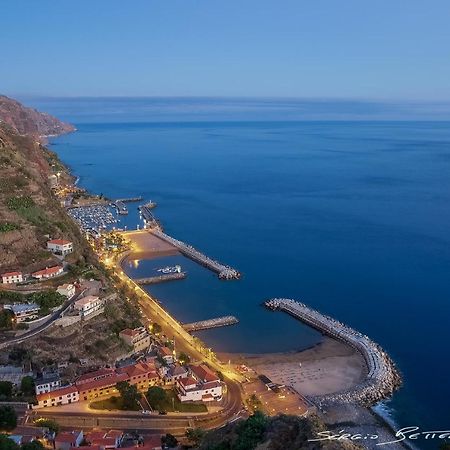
[
  {"x1": 264, "y1": 299, "x2": 402, "y2": 407},
  {"x1": 133, "y1": 272, "x2": 187, "y2": 285},
  {"x1": 68, "y1": 204, "x2": 118, "y2": 231},
  {"x1": 183, "y1": 315, "x2": 239, "y2": 332}
]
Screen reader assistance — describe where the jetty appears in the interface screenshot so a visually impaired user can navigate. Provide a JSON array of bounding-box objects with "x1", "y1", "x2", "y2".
[
  {"x1": 139, "y1": 205, "x2": 160, "y2": 229},
  {"x1": 115, "y1": 196, "x2": 143, "y2": 203},
  {"x1": 134, "y1": 272, "x2": 187, "y2": 285},
  {"x1": 113, "y1": 200, "x2": 128, "y2": 215},
  {"x1": 264, "y1": 298, "x2": 401, "y2": 407},
  {"x1": 151, "y1": 229, "x2": 241, "y2": 280},
  {"x1": 183, "y1": 316, "x2": 239, "y2": 332}
]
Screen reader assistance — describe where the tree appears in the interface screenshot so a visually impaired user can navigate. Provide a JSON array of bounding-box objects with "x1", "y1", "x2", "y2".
[
  {"x1": 33, "y1": 418, "x2": 60, "y2": 433},
  {"x1": 21, "y1": 442, "x2": 45, "y2": 450},
  {"x1": 0, "y1": 405, "x2": 18, "y2": 431},
  {"x1": 0, "y1": 434, "x2": 19, "y2": 450},
  {"x1": 0, "y1": 310, "x2": 14, "y2": 330},
  {"x1": 20, "y1": 376, "x2": 35, "y2": 397},
  {"x1": 146, "y1": 386, "x2": 168, "y2": 411},
  {"x1": 185, "y1": 427, "x2": 205, "y2": 446},
  {"x1": 178, "y1": 352, "x2": 190, "y2": 365},
  {"x1": 116, "y1": 381, "x2": 140, "y2": 410},
  {"x1": 161, "y1": 433, "x2": 178, "y2": 448},
  {"x1": 150, "y1": 322, "x2": 162, "y2": 334},
  {"x1": 0, "y1": 381, "x2": 13, "y2": 399}
]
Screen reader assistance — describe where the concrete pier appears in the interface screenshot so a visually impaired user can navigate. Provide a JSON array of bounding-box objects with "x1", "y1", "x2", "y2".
[
  {"x1": 183, "y1": 316, "x2": 239, "y2": 332},
  {"x1": 264, "y1": 298, "x2": 402, "y2": 407},
  {"x1": 134, "y1": 272, "x2": 187, "y2": 285},
  {"x1": 115, "y1": 196, "x2": 143, "y2": 203},
  {"x1": 151, "y1": 229, "x2": 241, "y2": 280},
  {"x1": 113, "y1": 200, "x2": 128, "y2": 215}
]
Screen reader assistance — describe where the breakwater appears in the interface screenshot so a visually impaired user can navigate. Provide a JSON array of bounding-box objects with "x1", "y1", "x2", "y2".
[
  {"x1": 151, "y1": 229, "x2": 241, "y2": 280},
  {"x1": 134, "y1": 272, "x2": 187, "y2": 285},
  {"x1": 264, "y1": 298, "x2": 402, "y2": 407},
  {"x1": 183, "y1": 315, "x2": 239, "y2": 332}
]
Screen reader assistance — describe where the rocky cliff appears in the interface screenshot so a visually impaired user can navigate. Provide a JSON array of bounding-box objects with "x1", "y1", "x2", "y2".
[{"x1": 0, "y1": 95, "x2": 75, "y2": 138}]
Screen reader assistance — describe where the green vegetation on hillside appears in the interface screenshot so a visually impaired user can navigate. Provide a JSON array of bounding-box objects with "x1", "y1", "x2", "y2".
[
  {"x1": 198, "y1": 412, "x2": 362, "y2": 450},
  {"x1": 0, "y1": 291, "x2": 65, "y2": 315},
  {"x1": 0, "y1": 222, "x2": 20, "y2": 232}
]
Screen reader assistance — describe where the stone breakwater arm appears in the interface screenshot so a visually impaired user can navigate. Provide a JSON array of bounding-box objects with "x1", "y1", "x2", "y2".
[
  {"x1": 151, "y1": 229, "x2": 241, "y2": 280},
  {"x1": 264, "y1": 298, "x2": 402, "y2": 407}
]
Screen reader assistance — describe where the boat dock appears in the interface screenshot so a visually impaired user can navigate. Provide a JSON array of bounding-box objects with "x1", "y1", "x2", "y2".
[
  {"x1": 134, "y1": 272, "x2": 187, "y2": 285},
  {"x1": 113, "y1": 200, "x2": 128, "y2": 215},
  {"x1": 264, "y1": 298, "x2": 402, "y2": 407},
  {"x1": 151, "y1": 229, "x2": 241, "y2": 280},
  {"x1": 183, "y1": 315, "x2": 239, "y2": 332}
]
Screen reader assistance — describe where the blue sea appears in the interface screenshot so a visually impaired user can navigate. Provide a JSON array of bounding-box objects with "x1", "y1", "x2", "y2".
[{"x1": 26, "y1": 97, "x2": 450, "y2": 446}]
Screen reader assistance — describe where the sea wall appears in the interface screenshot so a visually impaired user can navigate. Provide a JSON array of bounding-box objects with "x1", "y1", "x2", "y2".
[{"x1": 264, "y1": 298, "x2": 402, "y2": 407}]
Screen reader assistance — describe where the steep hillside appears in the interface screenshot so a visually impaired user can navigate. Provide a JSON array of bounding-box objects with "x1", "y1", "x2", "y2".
[
  {"x1": 0, "y1": 95, "x2": 74, "y2": 137},
  {"x1": 0, "y1": 121, "x2": 90, "y2": 273}
]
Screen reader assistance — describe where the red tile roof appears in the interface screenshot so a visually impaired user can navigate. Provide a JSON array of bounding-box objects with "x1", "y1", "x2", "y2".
[
  {"x1": 2, "y1": 271, "x2": 22, "y2": 277},
  {"x1": 55, "y1": 431, "x2": 82, "y2": 444},
  {"x1": 76, "y1": 368, "x2": 115, "y2": 385},
  {"x1": 36, "y1": 385, "x2": 78, "y2": 402},
  {"x1": 158, "y1": 346, "x2": 172, "y2": 357},
  {"x1": 48, "y1": 238, "x2": 72, "y2": 245},
  {"x1": 178, "y1": 377, "x2": 198, "y2": 388},
  {"x1": 77, "y1": 372, "x2": 128, "y2": 392},
  {"x1": 190, "y1": 364, "x2": 219, "y2": 383},
  {"x1": 32, "y1": 265, "x2": 63, "y2": 277}
]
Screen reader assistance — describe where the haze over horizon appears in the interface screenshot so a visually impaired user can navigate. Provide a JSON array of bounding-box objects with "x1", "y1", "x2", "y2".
[{"x1": 2, "y1": 0, "x2": 450, "y2": 101}]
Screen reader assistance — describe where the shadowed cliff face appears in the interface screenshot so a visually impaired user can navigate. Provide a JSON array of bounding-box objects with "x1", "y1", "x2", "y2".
[
  {"x1": 0, "y1": 97, "x2": 90, "y2": 272},
  {"x1": 0, "y1": 94, "x2": 75, "y2": 138}
]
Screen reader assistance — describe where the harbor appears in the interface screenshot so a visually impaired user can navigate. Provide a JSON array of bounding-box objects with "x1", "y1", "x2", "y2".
[
  {"x1": 264, "y1": 299, "x2": 402, "y2": 407},
  {"x1": 183, "y1": 316, "x2": 239, "y2": 332}
]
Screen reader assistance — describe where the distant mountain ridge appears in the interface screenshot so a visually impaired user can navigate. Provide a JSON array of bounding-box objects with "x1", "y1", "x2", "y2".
[{"x1": 0, "y1": 94, "x2": 75, "y2": 138}]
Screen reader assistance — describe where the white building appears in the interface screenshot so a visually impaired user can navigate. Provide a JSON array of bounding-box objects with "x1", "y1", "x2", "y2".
[
  {"x1": 35, "y1": 384, "x2": 79, "y2": 409},
  {"x1": 158, "y1": 346, "x2": 174, "y2": 364},
  {"x1": 1, "y1": 271, "x2": 23, "y2": 284},
  {"x1": 32, "y1": 265, "x2": 63, "y2": 280},
  {"x1": 74, "y1": 295, "x2": 103, "y2": 318},
  {"x1": 4, "y1": 303, "x2": 40, "y2": 323},
  {"x1": 57, "y1": 283, "x2": 76, "y2": 298},
  {"x1": 176, "y1": 377, "x2": 223, "y2": 402},
  {"x1": 164, "y1": 364, "x2": 189, "y2": 384},
  {"x1": 35, "y1": 375, "x2": 62, "y2": 395},
  {"x1": 47, "y1": 239, "x2": 73, "y2": 257},
  {"x1": 119, "y1": 327, "x2": 151, "y2": 353}
]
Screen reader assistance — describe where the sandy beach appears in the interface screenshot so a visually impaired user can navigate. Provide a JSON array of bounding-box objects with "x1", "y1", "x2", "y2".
[
  {"x1": 123, "y1": 229, "x2": 180, "y2": 260},
  {"x1": 219, "y1": 337, "x2": 367, "y2": 397}
]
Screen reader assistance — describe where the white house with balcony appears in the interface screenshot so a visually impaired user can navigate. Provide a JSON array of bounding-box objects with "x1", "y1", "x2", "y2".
[
  {"x1": 47, "y1": 239, "x2": 73, "y2": 257},
  {"x1": 57, "y1": 283, "x2": 76, "y2": 298},
  {"x1": 74, "y1": 295, "x2": 103, "y2": 318}
]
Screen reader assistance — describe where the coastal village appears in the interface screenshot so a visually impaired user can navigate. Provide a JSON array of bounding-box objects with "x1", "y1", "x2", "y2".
[{"x1": 0, "y1": 96, "x2": 404, "y2": 450}]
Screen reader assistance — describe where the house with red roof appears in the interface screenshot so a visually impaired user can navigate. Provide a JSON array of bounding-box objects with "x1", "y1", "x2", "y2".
[
  {"x1": 32, "y1": 265, "x2": 63, "y2": 280},
  {"x1": 54, "y1": 430, "x2": 84, "y2": 450},
  {"x1": 1, "y1": 271, "x2": 23, "y2": 284},
  {"x1": 74, "y1": 295, "x2": 104, "y2": 318},
  {"x1": 190, "y1": 364, "x2": 220, "y2": 383},
  {"x1": 47, "y1": 238, "x2": 73, "y2": 256},
  {"x1": 157, "y1": 346, "x2": 174, "y2": 364},
  {"x1": 35, "y1": 384, "x2": 79, "y2": 408},
  {"x1": 119, "y1": 326, "x2": 151, "y2": 353}
]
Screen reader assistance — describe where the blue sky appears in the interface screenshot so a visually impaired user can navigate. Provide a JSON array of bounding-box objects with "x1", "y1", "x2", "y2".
[{"x1": 2, "y1": 1, "x2": 450, "y2": 99}]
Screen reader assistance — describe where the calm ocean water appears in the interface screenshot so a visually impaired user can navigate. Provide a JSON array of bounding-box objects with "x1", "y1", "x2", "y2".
[{"x1": 28, "y1": 98, "x2": 450, "y2": 445}]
